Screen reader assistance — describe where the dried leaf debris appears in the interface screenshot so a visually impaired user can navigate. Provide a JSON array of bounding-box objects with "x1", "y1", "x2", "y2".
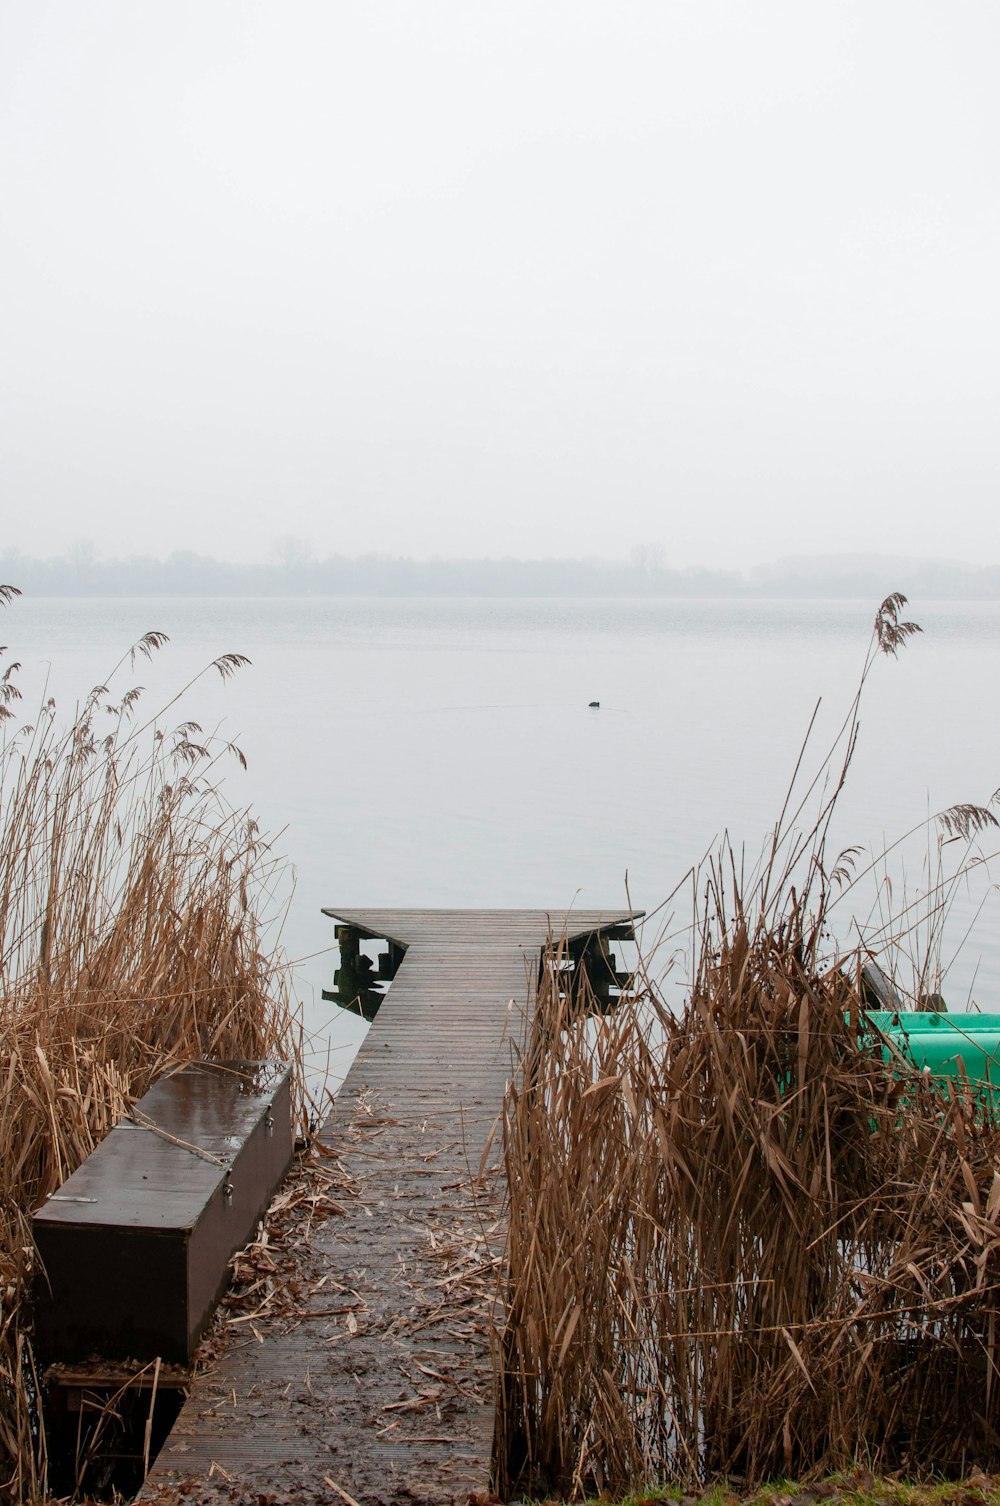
[{"x1": 201, "y1": 1141, "x2": 355, "y2": 1356}]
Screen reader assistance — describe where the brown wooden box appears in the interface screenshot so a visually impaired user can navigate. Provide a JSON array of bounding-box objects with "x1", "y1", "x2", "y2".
[{"x1": 33, "y1": 1059, "x2": 293, "y2": 1365}]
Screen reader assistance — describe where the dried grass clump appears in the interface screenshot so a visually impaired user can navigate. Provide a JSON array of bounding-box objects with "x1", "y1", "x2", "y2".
[
  {"x1": 496, "y1": 596, "x2": 1000, "y2": 1499},
  {"x1": 0, "y1": 589, "x2": 298, "y2": 1503}
]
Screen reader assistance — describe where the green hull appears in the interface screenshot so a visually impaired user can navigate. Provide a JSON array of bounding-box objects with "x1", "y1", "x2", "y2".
[{"x1": 864, "y1": 1011, "x2": 1000, "y2": 1088}]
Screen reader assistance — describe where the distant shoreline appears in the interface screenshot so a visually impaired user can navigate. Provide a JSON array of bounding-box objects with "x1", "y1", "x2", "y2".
[{"x1": 2, "y1": 552, "x2": 998, "y2": 601}]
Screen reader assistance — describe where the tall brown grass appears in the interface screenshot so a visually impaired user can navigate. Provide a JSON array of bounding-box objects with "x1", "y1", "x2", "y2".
[
  {"x1": 495, "y1": 595, "x2": 1000, "y2": 1499},
  {"x1": 0, "y1": 588, "x2": 298, "y2": 1503}
]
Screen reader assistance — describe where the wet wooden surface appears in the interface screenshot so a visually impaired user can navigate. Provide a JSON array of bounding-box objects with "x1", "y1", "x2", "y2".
[
  {"x1": 34, "y1": 1062, "x2": 293, "y2": 1366},
  {"x1": 141, "y1": 908, "x2": 638, "y2": 1506}
]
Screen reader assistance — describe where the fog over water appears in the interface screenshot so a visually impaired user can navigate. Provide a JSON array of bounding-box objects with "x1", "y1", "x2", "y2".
[
  {"x1": 3, "y1": 4, "x2": 999, "y2": 1093},
  {"x1": 6, "y1": 594, "x2": 999, "y2": 1091}
]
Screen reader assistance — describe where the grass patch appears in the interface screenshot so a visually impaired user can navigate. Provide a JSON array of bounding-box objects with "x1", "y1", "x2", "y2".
[{"x1": 527, "y1": 1472, "x2": 1000, "y2": 1506}]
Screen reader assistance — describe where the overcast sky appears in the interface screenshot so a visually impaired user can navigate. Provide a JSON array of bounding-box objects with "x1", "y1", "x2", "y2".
[{"x1": 1, "y1": 2, "x2": 998, "y2": 569}]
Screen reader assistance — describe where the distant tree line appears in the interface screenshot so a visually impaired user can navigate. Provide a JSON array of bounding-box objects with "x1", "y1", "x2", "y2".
[{"x1": 1, "y1": 548, "x2": 998, "y2": 599}]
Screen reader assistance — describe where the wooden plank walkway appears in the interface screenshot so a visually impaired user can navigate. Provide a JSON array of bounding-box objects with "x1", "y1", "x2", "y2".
[{"x1": 141, "y1": 907, "x2": 639, "y2": 1506}]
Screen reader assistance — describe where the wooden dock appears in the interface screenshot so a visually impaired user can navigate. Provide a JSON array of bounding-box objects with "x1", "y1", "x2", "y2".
[{"x1": 141, "y1": 907, "x2": 639, "y2": 1506}]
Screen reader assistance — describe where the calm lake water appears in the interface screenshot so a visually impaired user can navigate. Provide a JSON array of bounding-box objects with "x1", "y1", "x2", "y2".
[{"x1": 6, "y1": 594, "x2": 1000, "y2": 1091}]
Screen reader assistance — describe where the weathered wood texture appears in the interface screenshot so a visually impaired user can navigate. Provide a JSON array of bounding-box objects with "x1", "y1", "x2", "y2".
[{"x1": 141, "y1": 908, "x2": 638, "y2": 1506}]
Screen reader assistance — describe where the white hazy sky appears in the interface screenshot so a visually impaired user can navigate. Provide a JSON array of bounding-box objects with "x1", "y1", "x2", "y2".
[{"x1": 1, "y1": 2, "x2": 998, "y2": 569}]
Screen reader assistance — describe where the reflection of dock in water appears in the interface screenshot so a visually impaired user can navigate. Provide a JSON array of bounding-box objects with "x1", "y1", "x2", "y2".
[
  {"x1": 321, "y1": 923, "x2": 406, "y2": 1021},
  {"x1": 142, "y1": 906, "x2": 641, "y2": 1506}
]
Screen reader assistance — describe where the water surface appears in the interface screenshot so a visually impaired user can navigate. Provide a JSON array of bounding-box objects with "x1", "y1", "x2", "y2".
[{"x1": 7, "y1": 595, "x2": 999, "y2": 1088}]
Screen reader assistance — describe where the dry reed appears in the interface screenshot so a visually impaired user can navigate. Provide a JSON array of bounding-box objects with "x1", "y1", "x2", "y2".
[
  {"x1": 495, "y1": 595, "x2": 1000, "y2": 1499},
  {"x1": 0, "y1": 588, "x2": 298, "y2": 1503}
]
